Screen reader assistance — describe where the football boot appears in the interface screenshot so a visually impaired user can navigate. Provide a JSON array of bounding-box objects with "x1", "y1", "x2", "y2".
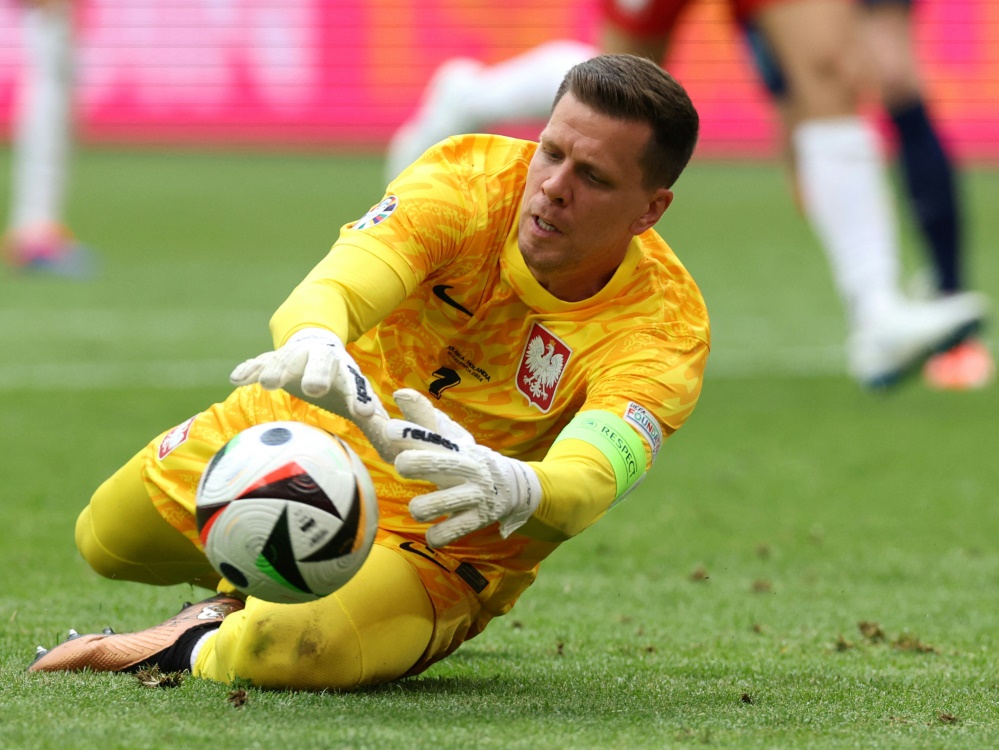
[{"x1": 28, "y1": 594, "x2": 244, "y2": 673}]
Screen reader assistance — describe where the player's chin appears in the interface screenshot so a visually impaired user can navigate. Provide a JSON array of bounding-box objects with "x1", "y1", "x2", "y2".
[
  {"x1": 519, "y1": 247, "x2": 570, "y2": 282},
  {"x1": 519, "y1": 228, "x2": 563, "y2": 259}
]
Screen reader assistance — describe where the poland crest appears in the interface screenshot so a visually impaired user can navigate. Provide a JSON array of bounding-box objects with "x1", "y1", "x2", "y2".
[
  {"x1": 158, "y1": 415, "x2": 196, "y2": 460},
  {"x1": 517, "y1": 323, "x2": 571, "y2": 412}
]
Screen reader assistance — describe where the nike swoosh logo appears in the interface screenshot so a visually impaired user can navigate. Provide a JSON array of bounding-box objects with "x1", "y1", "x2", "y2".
[
  {"x1": 432, "y1": 285, "x2": 473, "y2": 316},
  {"x1": 399, "y1": 541, "x2": 449, "y2": 570}
]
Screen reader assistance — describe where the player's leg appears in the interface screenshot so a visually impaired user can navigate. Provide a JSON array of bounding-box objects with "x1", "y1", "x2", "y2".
[
  {"x1": 31, "y1": 540, "x2": 474, "y2": 691},
  {"x1": 863, "y1": 0, "x2": 960, "y2": 295},
  {"x1": 740, "y1": 21, "x2": 801, "y2": 202},
  {"x1": 76, "y1": 451, "x2": 221, "y2": 589},
  {"x1": 4, "y1": 0, "x2": 93, "y2": 276},
  {"x1": 32, "y1": 383, "x2": 453, "y2": 687},
  {"x1": 9, "y1": 0, "x2": 72, "y2": 238},
  {"x1": 386, "y1": 40, "x2": 595, "y2": 180},
  {"x1": 196, "y1": 544, "x2": 438, "y2": 690},
  {"x1": 860, "y1": 0, "x2": 994, "y2": 388},
  {"x1": 750, "y1": 0, "x2": 987, "y2": 386},
  {"x1": 752, "y1": 0, "x2": 900, "y2": 323}
]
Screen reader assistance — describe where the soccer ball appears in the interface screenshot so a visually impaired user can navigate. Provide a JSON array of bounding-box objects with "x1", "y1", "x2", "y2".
[{"x1": 195, "y1": 421, "x2": 378, "y2": 604}]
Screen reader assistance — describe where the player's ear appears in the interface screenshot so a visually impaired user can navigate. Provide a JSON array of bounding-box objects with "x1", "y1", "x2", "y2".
[{"x1": 630, "y1": 188, "x2": 673, "y2": 235}]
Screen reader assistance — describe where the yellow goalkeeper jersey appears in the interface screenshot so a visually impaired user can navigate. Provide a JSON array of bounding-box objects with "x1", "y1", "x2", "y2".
[{"x1": 268, "y1": 134, "x2": 709, "y2": 616}]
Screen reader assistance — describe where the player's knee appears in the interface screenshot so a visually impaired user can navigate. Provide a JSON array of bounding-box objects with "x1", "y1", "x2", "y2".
[
  {"x1": 75, "y1": 468, "x2": 138, "y2": 577},
  {"x1": 75, "y1": 496, "x2": 138, "y2": 580},
  {"x1": 76, "y1": 477, "x2": 210, "y2": 586},
  {"x1": 811, "y1": 45, "x2": 854, "y2": 92},
  {"x1": 788, "y1": 36, "x2": 861, "y2": 115},
  {"x1": 74, "y1": 504, "x2": 108, "y2": 575}
]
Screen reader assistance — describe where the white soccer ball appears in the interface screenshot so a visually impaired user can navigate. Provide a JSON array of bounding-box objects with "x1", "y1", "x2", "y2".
[{"x1": 195, "y1": 421, "x2": 378, "y2": 604}]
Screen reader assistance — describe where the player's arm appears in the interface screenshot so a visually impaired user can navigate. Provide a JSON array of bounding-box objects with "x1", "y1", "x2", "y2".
[
  {"x1": 268, "y1": 239, "x2": 418, "y2": 347},
  {"x1": 269, "y1": 138, "x2": 478, "y2": 348},
  {"x1": 231, "y1": 144, "x2": 473, "y2": 457},
  {"x1": 520, "y1": 411, "x2": 651, "y2": 542}
]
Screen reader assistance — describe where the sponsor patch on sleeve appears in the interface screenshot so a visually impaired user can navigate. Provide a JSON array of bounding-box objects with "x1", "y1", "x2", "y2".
[
  {"x1": 624, "y1": 402, "x2": 662, "y2": 461},
  {"x1": 352, "y1": 195, "x2": 399, "y2": 230}
]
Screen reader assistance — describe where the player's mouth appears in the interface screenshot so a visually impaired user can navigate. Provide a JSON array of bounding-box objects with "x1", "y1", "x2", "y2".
[{"x1": 534, "y1": 215, "x2": 562, "y2": 234}]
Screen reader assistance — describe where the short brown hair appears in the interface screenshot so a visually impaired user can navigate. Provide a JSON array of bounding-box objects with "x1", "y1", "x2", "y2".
[{"x1": 553, "y1": 54, "x2": 699, "y2": 189}]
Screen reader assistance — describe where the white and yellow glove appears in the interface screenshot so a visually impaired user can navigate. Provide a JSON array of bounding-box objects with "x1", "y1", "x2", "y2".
[
  {"x1": 389, "y1": 389, "x2": 542, "y2": 548},
  {"x1": 229, "y1": 327, "x2": 397, "y2": 460}
]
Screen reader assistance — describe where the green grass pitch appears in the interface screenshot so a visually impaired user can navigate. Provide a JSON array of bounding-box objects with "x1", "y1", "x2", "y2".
[{"x1": 1, "y1": 147, "x2": 997, "y2": 749}]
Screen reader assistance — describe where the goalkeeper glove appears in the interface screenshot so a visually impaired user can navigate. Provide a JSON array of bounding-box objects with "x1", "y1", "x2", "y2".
[
  {"x1": 229, "y1": 327, "x2": 396, "y2": 460},
  {"x1": 389, "y1": 389, "x2": 542, "y2": 548}
]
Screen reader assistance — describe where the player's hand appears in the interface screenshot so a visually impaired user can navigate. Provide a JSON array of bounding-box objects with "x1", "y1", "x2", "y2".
[
  {"x1": 387, "y1": 389, "x2": 542, "y2": 548},
  {"x1": 229, "y1": 328, "x2": 395, "y2": 460},
  {"x1": 230, "y1": 327, "x2": 355, "y2": 398}
]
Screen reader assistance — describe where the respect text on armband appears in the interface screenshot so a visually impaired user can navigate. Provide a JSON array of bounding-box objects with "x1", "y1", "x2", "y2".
[
  {"x1": 600, "y1": 425, "x2": 640, "y2": 483},
  {"x1": 401, "y1": 427, "x2": 460, "y2": 452}
]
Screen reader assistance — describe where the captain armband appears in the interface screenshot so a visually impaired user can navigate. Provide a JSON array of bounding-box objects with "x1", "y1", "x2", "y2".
[{"x1": 552, "y1": 409, "x2": 651, "y2": 508}]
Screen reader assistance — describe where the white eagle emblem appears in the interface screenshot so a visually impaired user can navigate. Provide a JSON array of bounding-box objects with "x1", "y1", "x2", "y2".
[
  {"x1": 522, "y1": 336, "x2": 566, "y2": 400},
  {"x1": 517, "y1": 323, "x2": 571, "y2": 411}
]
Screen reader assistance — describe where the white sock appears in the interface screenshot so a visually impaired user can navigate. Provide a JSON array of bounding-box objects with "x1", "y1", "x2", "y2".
[
  {"x1": 189, "y1": 627, "x2": 219, "y2": 671},
  {"x1": 793, "y1": 117, "x2": 902, "y2": 329},
  {"x1": 9, "y1": 3, "x2": 73, "y2": 233}
]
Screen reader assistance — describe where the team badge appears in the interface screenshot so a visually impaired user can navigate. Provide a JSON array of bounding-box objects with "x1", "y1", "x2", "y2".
[
  {"x1": 158, "y1": 415, "x2": 196, "y2": 460},
  {"x1": 624, "y1": 401, "x2": 662, "y2": 461},
  {"x1": 353, "y1": 195, "x2": 399, "y2": 230},
  {"x1": 517, "y1": 323, "x2": 571, "y2": 412}
]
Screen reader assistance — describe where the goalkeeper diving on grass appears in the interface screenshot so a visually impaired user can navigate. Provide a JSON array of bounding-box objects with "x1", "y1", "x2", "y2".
[{"x1": 28, "y1": 54, "x2": 710, "y2": 691}]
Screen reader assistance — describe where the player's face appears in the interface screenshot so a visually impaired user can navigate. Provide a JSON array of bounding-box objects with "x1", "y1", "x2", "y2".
[{"x1": 518, "y1": 92, "x2": 672, "y2": 302}]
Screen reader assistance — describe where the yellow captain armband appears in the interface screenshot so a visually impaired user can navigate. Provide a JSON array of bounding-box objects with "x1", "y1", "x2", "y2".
[{"x1": 552, "y1": 410, "x2": 648, "y2": 507}]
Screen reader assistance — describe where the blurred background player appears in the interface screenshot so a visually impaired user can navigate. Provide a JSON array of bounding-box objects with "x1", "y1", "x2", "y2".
[
  {"x1": 387, "y1": 0, "x2": 989, "y2": 390},
  {"x1": 742, "y1": 0, "x2": 994, "y2": 389},
  {"x1": 3, "y1": 0, "x2": 94, "y2": 277}
]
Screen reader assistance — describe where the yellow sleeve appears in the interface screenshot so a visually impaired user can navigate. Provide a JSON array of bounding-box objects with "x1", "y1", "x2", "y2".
[
  {"x1": 269, "y1": 240, "x2": 419, "y2": 347},
  {"x1": 521, "y1": 438, "x2": 619, "y2": 543},
  {"x1": 268, "y1": 136, "x2": 508, "y2": 348}
]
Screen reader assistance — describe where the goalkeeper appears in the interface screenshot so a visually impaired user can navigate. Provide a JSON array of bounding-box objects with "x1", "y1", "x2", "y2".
[{"x1": 29, "y1": 54, "x2": 710, "y2": 691}]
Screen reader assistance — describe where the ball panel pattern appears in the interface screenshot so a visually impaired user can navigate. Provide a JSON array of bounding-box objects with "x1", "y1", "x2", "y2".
[{"x1": 194, "y1": 421, "x2": 379, "y2": 603}]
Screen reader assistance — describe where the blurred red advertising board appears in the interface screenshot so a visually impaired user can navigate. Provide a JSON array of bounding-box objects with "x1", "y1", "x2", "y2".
[{"x1": 0, "y1": 0, "x2": 995, "y2": 159}]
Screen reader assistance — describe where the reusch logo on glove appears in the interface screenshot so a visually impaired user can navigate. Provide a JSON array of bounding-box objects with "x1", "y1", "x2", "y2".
[
  {"x1": 346, "y1": 365, "x2": 373, "y2": 404},
  {"x1": 517, "y1": 323, "x2": 571, "y2": 412},
  {"x1": 400, "y1": 427, "x2": 460, "y2": 452}
]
